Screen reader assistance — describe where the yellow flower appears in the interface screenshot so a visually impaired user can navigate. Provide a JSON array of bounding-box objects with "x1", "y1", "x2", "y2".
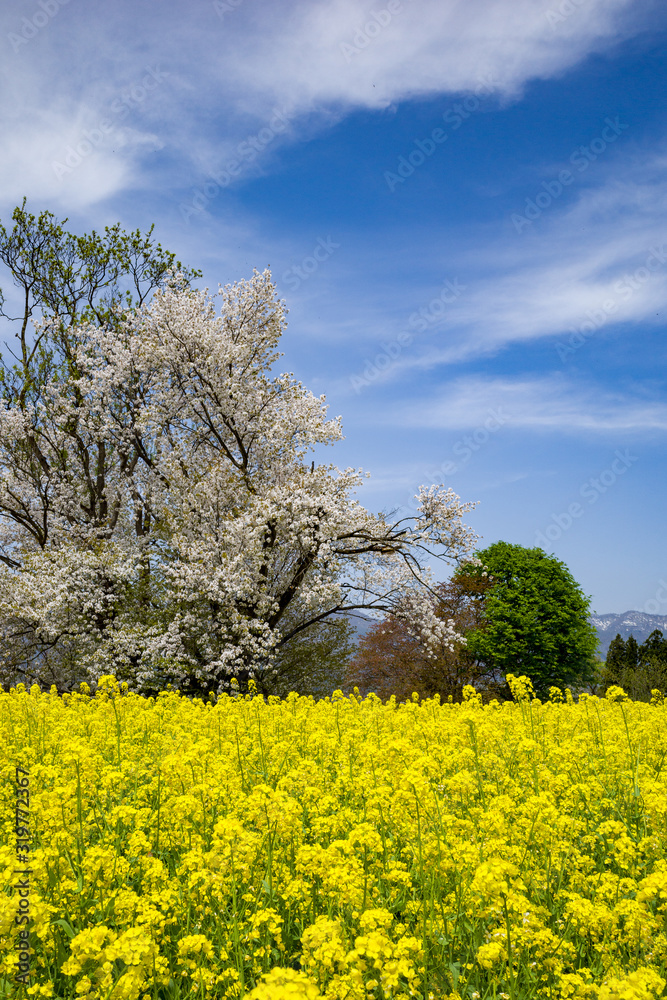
[
  {"x1": 248, "y1": 966, "x2": 320, "y2": 999},
  {"x1": 598, "y1": 968, "x2": 666, "y2": 1000},
  {"x1": 476, "y1": 941, "x2": 506, "y2": 968},
  {"x1": 2, "y1": 671, "x2": 667, "y2": 1000},
  {"x1": 301, "y1": 916, "x2": 348, "y2": 975}
]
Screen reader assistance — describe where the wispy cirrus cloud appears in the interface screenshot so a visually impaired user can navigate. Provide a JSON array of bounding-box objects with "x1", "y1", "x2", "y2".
[
  {"x1": 334, "y1": 161, "x2": 667, "y2": 382},
  {"x1": 383, "y1": 375, "x2": 667, "y2": 433}
]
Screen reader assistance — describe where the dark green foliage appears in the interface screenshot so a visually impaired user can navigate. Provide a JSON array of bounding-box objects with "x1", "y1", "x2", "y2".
[
  {"x1": 625, "y1": 635, "x2": 640, "y2": 671},
  {"x1": 259, "y1": 613, "x2": 357, "y2": 699},
  {"x1": 459, "y1": 541, "x2": 598, "y2": 697},
  {"x1": 641, "y1": 629, "x2": 667, "y2": 662},
  {"x1": 605, "y1": 633, "x2": 627, "y2": 679},
  {"x1": 601, "y1": 629, "x2": 667, "y2": 701}
]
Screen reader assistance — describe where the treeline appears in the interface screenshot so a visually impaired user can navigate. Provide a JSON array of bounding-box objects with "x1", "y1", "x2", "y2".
[
  {"x1": 345, "y1": 541, "x2": 600, "y2": 703},
  {"x1": 601, "y1": 630, "x2": 667, "y2": 701}
]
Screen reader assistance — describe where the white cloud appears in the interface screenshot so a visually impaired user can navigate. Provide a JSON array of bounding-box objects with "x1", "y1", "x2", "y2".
[
  {"x1": 385, "y1": 375, "x2": 667, "y2": 433},
  {"x1": 0, "y1": 117, "x2": 164, "y2": 210},
  {"x1": 0, "y1": 0, "x2": 652, "y2": 210},
  {"x1": 0, "y1": 43, "x2": 170, "y2": 210},
  {"x1": 349, "y1": 164, "x2": 667, "y2": 376},
  {"x1": 213, "y1": 0, "x2": 641, "y2": 119}
]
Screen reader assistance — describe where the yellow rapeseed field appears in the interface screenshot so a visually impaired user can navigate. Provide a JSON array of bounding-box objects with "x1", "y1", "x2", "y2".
[{"x1": 1, "y1": 674, "x2": 666, "y2": 1000}]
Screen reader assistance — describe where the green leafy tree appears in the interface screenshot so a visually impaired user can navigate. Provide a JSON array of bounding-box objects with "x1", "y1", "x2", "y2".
[
  {"x1": 640, "y1": 629, "x2": 667, "y2": 664},
  {"x1": 626, "y1": 635, "x2": 640, "y2": 671},
  {"x1": 460, "y1": 541, "x2": 598, "y2": 697},
  {"x1": 605, "y1": 634, "x2": 627, "y2": 681},
  {"x1": 262, "y1": 611, "x2": 357, "y2": 699},
  {"x1": 0, "y1": 199, "x2": 200, "y2": 338}
]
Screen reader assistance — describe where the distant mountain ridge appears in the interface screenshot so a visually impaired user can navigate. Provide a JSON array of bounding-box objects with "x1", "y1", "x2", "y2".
[
  {"x1": 350, "y1": 610, "x2": 667, "y2": 660},
  {"x1": 589, "y1": 611, "x2": 667, "y2": 658}
]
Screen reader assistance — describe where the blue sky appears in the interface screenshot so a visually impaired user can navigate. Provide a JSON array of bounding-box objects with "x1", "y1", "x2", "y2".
[{"x1": 1, "y1": 0, "x2": 666, "y2": 614}]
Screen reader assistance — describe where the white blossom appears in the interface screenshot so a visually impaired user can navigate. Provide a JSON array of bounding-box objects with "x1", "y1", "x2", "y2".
[{"x1": 0, "y1": 270, "x2": 478, "y2": 692}]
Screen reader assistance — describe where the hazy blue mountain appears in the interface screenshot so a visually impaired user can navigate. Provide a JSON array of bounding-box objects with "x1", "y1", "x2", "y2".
[{"x1": 589, "y1": 612, "x2": 667, "y2": 658}]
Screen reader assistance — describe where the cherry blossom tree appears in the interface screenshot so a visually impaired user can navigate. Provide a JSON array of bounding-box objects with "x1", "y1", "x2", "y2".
[{"x1": 0, "y1": 218, "x2": 478, "y2": 694}]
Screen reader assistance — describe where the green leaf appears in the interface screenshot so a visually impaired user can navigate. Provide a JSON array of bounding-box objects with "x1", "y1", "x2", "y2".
[{"x1": 52, "y1": 918, "x2": 76, "y2": 938}]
